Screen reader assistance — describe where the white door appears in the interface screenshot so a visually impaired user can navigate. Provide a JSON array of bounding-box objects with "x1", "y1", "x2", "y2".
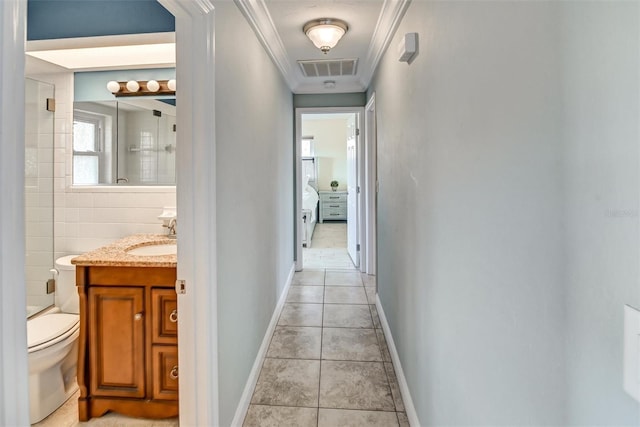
[{"x1": 347, "y1": 114, "x2": 359, "y2": 267}]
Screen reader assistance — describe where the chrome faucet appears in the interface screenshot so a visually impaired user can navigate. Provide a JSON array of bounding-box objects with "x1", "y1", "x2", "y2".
[{"x1": 164, "y1": 218, "x2": 177, "y2": 238}]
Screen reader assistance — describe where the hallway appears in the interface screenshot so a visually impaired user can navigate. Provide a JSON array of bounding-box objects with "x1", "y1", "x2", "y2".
[{"x1": 243, "y1": 269, "x2": 409, "y2": 426}]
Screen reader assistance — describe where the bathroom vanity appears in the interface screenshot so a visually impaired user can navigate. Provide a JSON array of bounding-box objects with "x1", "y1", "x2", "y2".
[{"x1": 72, "y1": 234, "x2": 178, "y2": 421}]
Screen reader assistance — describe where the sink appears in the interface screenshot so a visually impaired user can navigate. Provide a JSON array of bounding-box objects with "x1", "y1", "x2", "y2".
[{"x1": 126, "y1": 243, "x2": 177, "y2": 256}]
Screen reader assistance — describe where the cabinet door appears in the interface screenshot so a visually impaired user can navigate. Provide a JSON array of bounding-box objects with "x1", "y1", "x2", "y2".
[
  {"x1": 88, "y1": 286, "x2": 145, "y2": 398},
  {"x1": 152, "y1": 346, "x2": 179, "y2": 400}
]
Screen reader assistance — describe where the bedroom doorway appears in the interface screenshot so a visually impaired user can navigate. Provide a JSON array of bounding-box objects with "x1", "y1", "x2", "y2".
[{"x1": 295, "y1": 107, "x2": 366, "y2": 271}]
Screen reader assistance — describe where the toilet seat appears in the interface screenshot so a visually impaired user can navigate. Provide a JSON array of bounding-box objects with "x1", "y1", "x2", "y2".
[{"x1": 28, "y1": 313, "x2": 79, "y2": 353}]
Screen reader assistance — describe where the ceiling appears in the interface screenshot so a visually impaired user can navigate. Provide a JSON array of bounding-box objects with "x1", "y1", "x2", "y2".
[
  {"x1": 236, "y1": 0, "x2": 410, "y2": 94},
  {"x1": 25, "y1": 0, "x2": 410, "y2": 95}
]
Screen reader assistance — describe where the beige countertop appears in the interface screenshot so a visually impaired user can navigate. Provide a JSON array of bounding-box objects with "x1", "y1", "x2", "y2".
[{"x1": 71, "y1": 234, "x2": 177, "y2": 268}]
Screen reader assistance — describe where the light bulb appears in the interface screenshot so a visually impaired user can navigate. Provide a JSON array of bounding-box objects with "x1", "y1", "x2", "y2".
[
  {"x1": 146, "y1": 80, "x2": 160, "y2": 92},
  {"x1": 106, "y1": 81, "x2": 121, "y2": 93},
  {"x1": 167, "y1": 79, "x2": 176, "y2": 91},
  {"x1": 126, "y1": 80, "x2": 140, "y2": 92}
]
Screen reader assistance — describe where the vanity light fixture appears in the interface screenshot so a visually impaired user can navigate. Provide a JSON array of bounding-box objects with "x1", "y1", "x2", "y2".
[
  {"x1": 303, "y1": 18, "x2": 348, "y2": 54},
  {"x1": 106, "y1": 79, "x2": 177, "y2": 97}
]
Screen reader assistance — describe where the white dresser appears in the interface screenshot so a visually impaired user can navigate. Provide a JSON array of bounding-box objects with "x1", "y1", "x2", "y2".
[{"x1": 319, "y1": 190, "x2": 347, "y2": 222}]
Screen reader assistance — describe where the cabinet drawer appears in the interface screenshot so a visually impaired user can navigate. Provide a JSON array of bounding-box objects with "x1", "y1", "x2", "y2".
[
  {"x1": 323, "y1": 207, "x2": 347, "y2": 219},
  {"x1": 321, "y1": 193, "x2": 347, "y2": 202},
  {"x1": 151, "y1": 288, "x2": 178, "y2": 344},
  {"x1": 152, "y1": 346, "x2": 179, "y2": 400},
  {"x1": 322, "y1": 201, "x2": 346, "y2": 210}
]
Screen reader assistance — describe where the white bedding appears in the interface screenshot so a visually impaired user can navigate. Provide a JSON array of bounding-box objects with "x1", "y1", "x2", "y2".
[
  {"x1": 303, "y1": 184, "x2": 319, "y2": 211},
  {"x1": 302, "y1": 184, "x2": 319, "y2": 247}
]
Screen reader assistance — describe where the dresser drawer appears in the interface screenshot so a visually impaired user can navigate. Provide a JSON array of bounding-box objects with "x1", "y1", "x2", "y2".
[
  {"x1": 323, "y1": 208, "x2": 346, "y2": 219},
  {"x1": 321, "y1": 192, "x2": 347, "y2": 203},
  {"x1": 151, "y1": 288, "x2": 178, "y2": 344}
]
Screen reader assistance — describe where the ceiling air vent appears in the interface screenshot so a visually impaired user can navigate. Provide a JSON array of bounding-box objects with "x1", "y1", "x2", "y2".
[{"x1": 298, "y1": 59, "x2": 358, "y2": 78}]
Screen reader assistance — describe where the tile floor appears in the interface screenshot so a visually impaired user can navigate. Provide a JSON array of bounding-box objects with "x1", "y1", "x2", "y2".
[
  {"x1": 243, "y1": 269, "x2": 409, "y2": 427},
  {"x1": 32, "y1": 389, "x2": 179, "y2": 427},
  {"x1": 303, "y1": 222, "x2": 356, "y2": 270},
  {"x1": 35, "y1": 225, "x2": 401, "y2": 426}
]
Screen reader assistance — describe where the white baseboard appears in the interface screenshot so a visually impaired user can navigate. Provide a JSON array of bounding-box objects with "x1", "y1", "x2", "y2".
[
  {"x1": 376, "y1": 295, "x2": 420, "y2": 426},
  {"x1": 230, "y1": 263, "x2": 296, "y2": 426}
]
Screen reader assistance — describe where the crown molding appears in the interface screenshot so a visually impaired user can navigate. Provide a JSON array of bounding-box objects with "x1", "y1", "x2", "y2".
[
  {"x1": 235, "y1": 0, "x2": 409, "y2": 94},
  {"x1": 234, "y1": 0, "x2": 298, "y2": 91},
  {"x1": 359, "y1": 0, "x2": 411, "y2": 88}
]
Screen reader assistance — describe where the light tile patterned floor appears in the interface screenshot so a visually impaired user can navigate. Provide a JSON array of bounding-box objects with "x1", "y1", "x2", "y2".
[
  {"x1": 32, "y1": 389, "x2": 179, "y2": 427},
  {"x1": 244, "y1": 269, "x2": 409, "y2": 427},
  {"x1": 303, "y1": 222, "x2": 356, "y2": 270}
]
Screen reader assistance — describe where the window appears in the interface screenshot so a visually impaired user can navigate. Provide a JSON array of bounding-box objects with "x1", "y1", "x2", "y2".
[
  {"x1": 301, "y1": 136, "x2": 315, "y2": 157},
  {"x1": 73, "y1": 112, "x2": 103, "y2": 184}
]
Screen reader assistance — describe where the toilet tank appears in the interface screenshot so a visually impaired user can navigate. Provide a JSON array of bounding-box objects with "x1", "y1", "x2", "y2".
[{"x1": 54, "y1": 255, "x2": 80, "y2": 314}]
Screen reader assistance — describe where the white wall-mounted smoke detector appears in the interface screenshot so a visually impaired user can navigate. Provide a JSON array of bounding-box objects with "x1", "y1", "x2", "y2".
[{"x1": 398, "y1": 32, "x2": 419, "y2": 64}]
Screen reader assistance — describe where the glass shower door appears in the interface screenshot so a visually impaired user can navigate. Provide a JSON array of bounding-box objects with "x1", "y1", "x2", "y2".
[{"x1": 25, "y1": 78, "x2": 55, "y2": 317}]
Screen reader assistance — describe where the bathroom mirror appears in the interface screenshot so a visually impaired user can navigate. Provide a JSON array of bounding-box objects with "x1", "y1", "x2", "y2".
[{"x1": 72, "y1": 98, "x2": 176, "y2": 185}]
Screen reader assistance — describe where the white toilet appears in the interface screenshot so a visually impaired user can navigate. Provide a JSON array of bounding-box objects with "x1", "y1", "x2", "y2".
[{"x1": 27, "y1": 255, "x2": 80, "y2": 424}]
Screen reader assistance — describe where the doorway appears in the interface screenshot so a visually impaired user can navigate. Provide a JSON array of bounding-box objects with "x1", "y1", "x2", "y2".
[{"x1": 295, "y1": 107, "x2": 368, "y2": 272}]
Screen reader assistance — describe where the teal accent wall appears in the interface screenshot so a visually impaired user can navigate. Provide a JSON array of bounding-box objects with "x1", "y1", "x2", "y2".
[{"x1": 74, "y1": 69, "x2": 176, "y2": 102}]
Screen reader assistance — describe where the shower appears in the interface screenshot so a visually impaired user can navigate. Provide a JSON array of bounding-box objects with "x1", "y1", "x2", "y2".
[{"x1": 25, "y1": 78, "x2": 55, "y2": 318}]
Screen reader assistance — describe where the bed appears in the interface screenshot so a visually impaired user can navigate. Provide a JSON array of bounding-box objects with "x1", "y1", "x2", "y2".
[
  {"x1": 302, "y1": 183, "x2": 319, "y2": 247},
  {"x1": 301, "y1": 157, "x2": 319, "y2": 247}
]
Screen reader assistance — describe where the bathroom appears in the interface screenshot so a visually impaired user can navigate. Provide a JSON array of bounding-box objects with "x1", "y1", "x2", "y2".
[{"x1": 24, "y1": 2, "x2": 178, "y2": 421}]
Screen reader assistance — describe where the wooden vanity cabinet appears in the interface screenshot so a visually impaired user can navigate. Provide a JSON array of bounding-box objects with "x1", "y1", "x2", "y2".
[{"x1": 76, "y1": 266, "x2": 178, "y2": 421}]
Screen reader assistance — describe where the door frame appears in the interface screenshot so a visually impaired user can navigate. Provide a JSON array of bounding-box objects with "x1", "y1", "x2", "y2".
[
  {"x1": 364, "y1": 94, "x2": 377, "y2": 275},
  {"x1": 294, "y1": 106, "x2": 366, "y2": 272}
]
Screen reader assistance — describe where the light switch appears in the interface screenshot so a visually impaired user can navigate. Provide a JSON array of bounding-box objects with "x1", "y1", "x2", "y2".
[{"x1": 624, "y1": 305, "x2": 640, "y2": 402}]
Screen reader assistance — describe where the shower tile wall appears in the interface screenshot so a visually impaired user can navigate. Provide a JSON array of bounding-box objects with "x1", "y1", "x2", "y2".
[{"x1": 29, "y1": 70, "x2": 176, "y2": 260}]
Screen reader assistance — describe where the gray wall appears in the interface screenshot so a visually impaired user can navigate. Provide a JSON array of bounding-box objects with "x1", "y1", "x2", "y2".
[
  {"x1": 214, "y1": 3, "x2": 294, "y2": 425},
  {"x1": 294, "y1": 92, "x2": 366, "y2": 108},
  {"x1": 369, "y1": 1, "x2": 639, "y2": 425},
  {"x1": 562, "y1": 2, "x2": 640, "y2": 424}
]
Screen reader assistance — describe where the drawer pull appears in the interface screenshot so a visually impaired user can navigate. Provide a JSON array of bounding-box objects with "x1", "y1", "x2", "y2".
[
  {"x1": 134, "y1": 312, "x2": 143, "y2": 321},
  {"x1": 330, "y1": 213, "x2": 340, "y2": 216},
  {"x1": 330, "y1": 205, "x2": 340, "y2": 208},
  {"x1": 329, "y1": 196, "x2": 340, "y2": 199},
  {"x1": 169, "y1": 309, "x2": 178, "y2": 323},
  {"x1": 169, "y1": 365, "x2": 179, "y2": 380}
]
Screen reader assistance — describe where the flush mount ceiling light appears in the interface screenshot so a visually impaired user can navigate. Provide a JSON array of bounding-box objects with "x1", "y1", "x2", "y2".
[{"x1": 303, "y1": 18, "x2": 349, "y2": 54}]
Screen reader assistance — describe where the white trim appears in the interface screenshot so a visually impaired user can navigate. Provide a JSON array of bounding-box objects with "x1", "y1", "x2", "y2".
[
  {"x1": 359, "y1": 0, "x2": 412, "y2": 89},
  {"x1": 230, "y1": 263, "x2": 296, "y2": 426},
  {"x1": 0, "y1": 0, "x2": 30, "y2": 424},
  {"x1": 365, "y1": 94, "x2": 378, "y2": 275},
  {"x1": 375, "y1": 295, "x2": 420, "y2": 427},
  {"x1": 234, "y1": 0, "x2": 410, "y2": 94},
  {"x1": 157, "y1": 0, "x2": 218, "y2": 425},
  {"x1": 233, "y1": 0, "x2": 297, "y2": 91},
  {"x1": 26, "y1": 32, "x2": 175, "y2": 51}
]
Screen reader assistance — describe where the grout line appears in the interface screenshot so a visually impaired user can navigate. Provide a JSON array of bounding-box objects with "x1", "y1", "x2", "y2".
[{"x1": 317, "y1": 268, "x2": 326, "y2": 427}]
